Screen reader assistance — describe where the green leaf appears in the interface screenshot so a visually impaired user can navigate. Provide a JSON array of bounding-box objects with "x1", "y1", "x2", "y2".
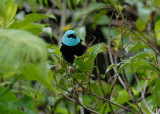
[
  {"x1": 0, "y1": 29, "x2": 47, "y2": 77},
  {"x1": 117, "y1": 52, "x2": 153, "y2": 73},
  {"x1": 72, "y1": 73, "x2": 86, "y2": 80},
  {"x1": 17, "y1": 0, "x2": 24, "y2": 9},
  {"x1": 155, "y1": 20, "x2": 160, "y2": 44},
  {"x1": 125, "y1": 42, "x2": 148, "y2": 52},
  {"x1": 101, "y1": 27, "x2": 119, "y2": 40},
  {"x1": 154, "y1": 14, "x2": 160, "y2": 24},
  {"x1": 18, "y1": 85, "x2": 35, "y2": 98},
  {"x1": 74, "y1": 26, "x2": 86, "y2": 41},
  {"x1": 136, "y1": 18, "x2": 147, "y2": 32},
  {"x1": 55, "y1": 0, "x2": 62, "y2": 9},
  {"x1": 117, "y1": 63, "x2": 130, "y2": 73},
  {"x1": 0, "y1": 0, "x2": 18, "y2": 28},
  {"x1": 133, "y1": 60, "x2": 155, "y2": 71},
  {"x1": 0, "y1": 100, "x2": 24, "y2": 114},
  {"x1": 67, "y1": 0, "x2": 72, "y2": 10},
  {"x1": 74, "y1": 58, "x2": 87, "y2": 72},
  {"x1": 44, "y1": 0, "x2": 49, "y2": 7},
  {"x1": 129, "y1": 52, "x2": 151, "y2": 62},
  {"x1": 0, "y1": 29, "x2": 57, "y2": 92},
  {"x1": 27, "y1": 0, "x2": 37, "y2": 12},
  {"x1": 72, "y1": 3, "x2": 106, "y2": 23},
  {"x1": 106, "y1": 64, "x2": 120, "y2": 73},
  {"x1": 20, "y1": 23, "x2": 46, "y2": 35},
  {"x1": 116, "y1": 90, "x2": 131, "y2": 105},
  {"x1": 0, "y1": 86, "x2": 17, "y2": 102},
  {"x1": 91, "y1": 82, "x2": 103, "y2": 96},
  {"x1": 9, "y1": 13, "x2": 56, "y2": 29},
  {"x1": 153, "y1": 79, "x2": 160, "y2": 107},
  {"x1": 92, "y1": 10, "x2": 110, "y2": 29},
  {"x1": 137, "y1": 2, "x2": 152, "y2": 22},
  {"x1": 88, "y1": 43, "x2": 107, "y2": 60}
]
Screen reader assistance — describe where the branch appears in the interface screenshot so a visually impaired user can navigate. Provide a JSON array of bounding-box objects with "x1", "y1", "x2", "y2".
[
  {"x1": 117, "y1": 10, "x2": 160, "y2": 56},
  {"x1": 62, "y1": 94, "x2": 100, "y2": 114},
  {"x1": 122, "y1": 70, "x2": 146, "y2": 114},
  {"x1": 132, "y1": 69, "x2": 155, "y2": 114},
  {"x1": 85, "y1": 36, "x2": 96, "y2": 54},
  {"x1": 107, "y1": 10, "x2": 126, "y2": 88},
  {"x1": 34, "y1": 85, "x2": 40, "y2": 107},
  {"x1": 96, "y1": 66, "x2": 115, "y2": 113},
  {"x1": 87, "y1": 91, "x2": 137, "y2": 114}
]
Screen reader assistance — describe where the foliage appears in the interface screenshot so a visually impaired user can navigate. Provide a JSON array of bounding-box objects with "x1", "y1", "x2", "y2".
[{"x1": 0, "y1": 0, "x2": 160, "y2": 114}]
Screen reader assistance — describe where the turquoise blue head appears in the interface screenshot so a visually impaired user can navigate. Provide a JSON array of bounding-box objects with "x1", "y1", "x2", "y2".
[{"x1": 62, "y1": 30, "x2": 80, "y2": 46}]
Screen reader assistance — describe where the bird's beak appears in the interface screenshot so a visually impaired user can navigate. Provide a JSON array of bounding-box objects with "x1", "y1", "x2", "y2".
[{"x1": 72, "y1": 34, "x2": 76, "y2": 38}]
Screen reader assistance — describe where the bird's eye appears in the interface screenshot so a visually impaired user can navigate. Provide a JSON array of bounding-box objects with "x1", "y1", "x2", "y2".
[{"x1": 67, "y1": 34, "x2": 76, "y2": 38}]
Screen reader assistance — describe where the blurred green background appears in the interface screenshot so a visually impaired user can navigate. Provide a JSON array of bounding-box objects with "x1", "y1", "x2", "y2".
[{"x1": 0, "y1": 0, "x2": 160, "y2": 114}]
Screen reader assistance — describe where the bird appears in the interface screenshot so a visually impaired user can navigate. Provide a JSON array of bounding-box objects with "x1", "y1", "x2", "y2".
[{"x1": 60, "y1": 30, "x2": 87, "y2": 64}]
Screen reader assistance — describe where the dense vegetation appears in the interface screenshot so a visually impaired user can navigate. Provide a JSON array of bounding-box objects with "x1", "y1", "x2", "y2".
[{"x1": 0, "y1": 0, "x2": 160, "y2": 114}]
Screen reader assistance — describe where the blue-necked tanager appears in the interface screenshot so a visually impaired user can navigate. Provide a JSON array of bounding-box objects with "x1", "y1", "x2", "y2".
[{"x1": 60, "y1": 30, "x2": 87, "y2": 64}]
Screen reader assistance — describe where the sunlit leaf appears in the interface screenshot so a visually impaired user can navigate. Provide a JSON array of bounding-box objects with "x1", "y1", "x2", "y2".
[
  {"x1": 155, "y1": 20, "x2": 160, "y2": 44},
  {"x1": 0, "y1": 0, "x2": 18, "y2": 28}
]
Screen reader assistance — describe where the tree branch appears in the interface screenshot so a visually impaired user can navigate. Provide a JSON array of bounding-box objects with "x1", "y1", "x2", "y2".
[
  {"x1": 122, "y1": 70, "x2": 146, "y2": 114},
  {"x1": 87, "y1": 91, "x2": 137, "y2": 114},
  {"x1": 62, "y1": 94, "x2": 100, "y2": 114}
]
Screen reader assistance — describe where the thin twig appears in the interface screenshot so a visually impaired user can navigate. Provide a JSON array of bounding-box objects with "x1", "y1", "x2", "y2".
[
  {"x1": 107, "y1": 10, "x2": 117, "y2": 114},
  {"x1": 62, "y1": 94, "x2": 100, "y2": 114},
  {"x1": 34, "y1": 86, "x2": 40, "y2": 107},
  {"x1": 85, "y1": 36, "x2": 96, "y2": 54},
  {"x1": 87, "y1": 91, "x2": 137, "y2": 114},
  {"x1": 79, "y1": 92, "x2": 84, "y2": 114},
  {"x1": 132, "y1": 69, "x2": 154, "y2": 114},
  {"x1": 68, "y1": 78, "x2": 137, "y2": 113},
  {"x1": 107, "y1": 10, "x2": 126, "y2": 88},
  {"x1": 117, "y1": 10, "x2": 160, "y2": 56},
  {"x1": 96, "y1": 66, "x2": 114, "y2": 113},
  {"x1": 122, "y1": 70, "x2": 146, "y2": 114}
]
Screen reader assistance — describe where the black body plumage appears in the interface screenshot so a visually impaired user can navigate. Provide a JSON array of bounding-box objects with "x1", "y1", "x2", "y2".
[{"x1": 60, "y1": 40, "x2": 86, "y2": 64}]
